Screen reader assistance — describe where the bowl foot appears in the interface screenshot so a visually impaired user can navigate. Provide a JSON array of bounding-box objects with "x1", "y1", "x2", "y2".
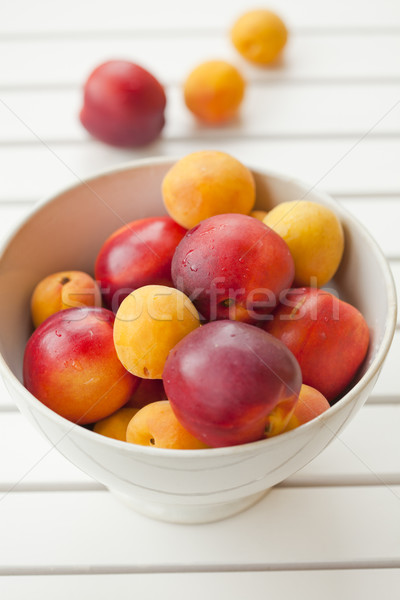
[{"x1": 110, "y1": 488, "x2": 271, "y2": 524}]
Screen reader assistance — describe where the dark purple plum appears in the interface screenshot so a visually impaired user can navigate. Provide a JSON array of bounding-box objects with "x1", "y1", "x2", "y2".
[{"x1": 163, "y1": 320, "x2": 302, "y2": 447}]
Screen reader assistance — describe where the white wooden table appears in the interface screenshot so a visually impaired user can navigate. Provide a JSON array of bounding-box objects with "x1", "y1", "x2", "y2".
[{"x1": 1, "y1": 1, "x2": 400, "y2": 596}]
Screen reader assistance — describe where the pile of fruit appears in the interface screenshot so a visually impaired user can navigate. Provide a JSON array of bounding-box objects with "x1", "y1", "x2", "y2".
[
  {"x1": 79, "y1": 9, "x2": 289, "y2": 146},
  {"x1": 23, "y1": 150, "x2": 370, "y2": 449}
]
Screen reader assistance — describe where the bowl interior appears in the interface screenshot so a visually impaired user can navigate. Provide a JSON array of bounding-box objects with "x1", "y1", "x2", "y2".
[{"x1": 0, "y1": 159, "x2": 395, "y2": 413}]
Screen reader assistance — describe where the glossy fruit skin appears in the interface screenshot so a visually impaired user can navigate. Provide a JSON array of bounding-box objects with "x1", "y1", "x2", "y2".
[
  {"x1": 23, "y1": 307, "x2": 139, "y2": 424},
  {"x1": 126, "y1": 400, "x2": 209, "y2": 449},
  {"x1": 231, "y1": 9, "x2": 288, "y2": 65},
  {"x1": 264, "y1": 200, "x2": 344, "y2": 288},
  {"x1": 163, "y1": 320, "x2": 302, "y2": 447},
  {"x1": 184, "y1": 60, "x2": 245, "y2": 123},
  {"x1": 171, "y1": 213, "x2": 295, "y2": 322},
  {"x1": 95, "y1": 216, "x2": 186, "y2": 311},
  {"x1": 250, "y1": 210, "x2": 268, "y2": 222},
  {"x1": 162, "y1": 150, "x2": 255, "y2": 230},
  {"x1": 93, "y1": 406, "x2": 139, "y2": 441},
  {"x1": 113, "y1": 285, "x2": 201, "y2": 379},
  {"x1": 80, "y1": 60, "x2": 166, "y2": 147},
  {"x1": 283, "y1": 384, "x2": 330, "y2": 432},
  {"x1": 262, "y1": 287, "x2": 370, "y2": 402}
]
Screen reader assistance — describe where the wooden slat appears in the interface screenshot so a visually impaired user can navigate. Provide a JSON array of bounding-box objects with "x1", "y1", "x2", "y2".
[
  {"x1": 0, "y1": 412, "x2": 97, "y2": 489},
  {"x1": 1, "y1": 33, "x2": 400, "y2": 89},
  {"x1": 1, "y1": 487, "x2": 399, "y2": 569},
  {"x1": 1, "y1": 571, "x2": 400, "y2": 599},
  {"x1": 0, "y1": 139, "x2": 400, "y2": 203},
  {"x1": 285, "y1": 404, "x2": 400, "y2": 485},
  {"x1": 2, "y1": 0, "x2": 400, "y2": 34},
  {"x1": 1, "y1": 83, "x2": 400, "y2": 143}
]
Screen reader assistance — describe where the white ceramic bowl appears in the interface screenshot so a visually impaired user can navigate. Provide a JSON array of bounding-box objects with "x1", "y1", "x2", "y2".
[{"x1": 0, "y1": 158, "x2": 396, "y2": 524}]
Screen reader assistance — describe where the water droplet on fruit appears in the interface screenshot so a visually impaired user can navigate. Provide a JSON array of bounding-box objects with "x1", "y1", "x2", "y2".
[
  {"x1": 200, "y1": 226, "x2": 216, "y2": 236},
  {"x1": 71, "y1": 360, "x2": 83, "y2": 371},
  {"x1": 182, "y1": 249, "x2": 195, "y2": 267},
  {"x1": 187, "y1": 224, "x2": 200, "y2": 236}
]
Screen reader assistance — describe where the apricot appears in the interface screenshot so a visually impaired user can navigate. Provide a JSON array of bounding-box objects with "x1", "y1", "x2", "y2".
[
  {"x1": 264, "y1": 200, "x2": 344, "y2": 287},
  {"x1": 31, "y1": 270, "x2": 101, "y2": 328},
  {"x1": 93, "y1": 406, "x2": 139, "y2": 441},
  {"x1": 184, "y1": 60, "x2": 245, "y2": 124},
  {"x1": 162, "y1": 150, "x2": 255, "y2": 229},
  {"x1": 126, "y1": 400, "x2": 208, "y2": 449},
  {"x1": 283, "y1": 384, "x2": 330, "y2": 432},
  {"x1": 113, "y1": 284, "x2": 200, "y2": 379},
  {"x1": 231, "y1": 9, "x2": 288, "y2": 65},
  {"x1": 250, "y1": 210, "x2": 268, "y2": 221}
]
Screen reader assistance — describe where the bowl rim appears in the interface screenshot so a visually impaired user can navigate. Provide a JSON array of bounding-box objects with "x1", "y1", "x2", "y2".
[{"x1": 0, "y1": 155, "x2": 397, "y2": 459}]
